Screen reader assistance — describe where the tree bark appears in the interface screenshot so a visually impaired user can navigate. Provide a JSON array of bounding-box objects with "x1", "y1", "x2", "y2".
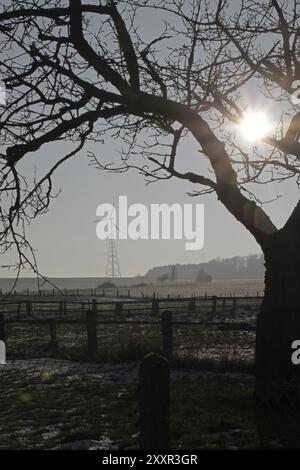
[{"x1": 255, "y1": 228, "x2": 300, "y2": 403}]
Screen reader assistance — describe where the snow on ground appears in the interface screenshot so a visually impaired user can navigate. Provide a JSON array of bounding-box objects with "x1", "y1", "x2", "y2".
[{"x1": 1, "y1": 358, "x2": 254, "y2": 384}]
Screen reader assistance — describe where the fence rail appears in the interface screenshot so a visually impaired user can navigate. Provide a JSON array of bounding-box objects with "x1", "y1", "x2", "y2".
[
  {"x1": 0, "y1": 308, "x2": 257, "y2": 360},
  {"x1": 0, "y1": 294, "x2": 262, "y2": 317},
  {"x1": 0, "y1": 286, "x2": 264, "y2": 299}
]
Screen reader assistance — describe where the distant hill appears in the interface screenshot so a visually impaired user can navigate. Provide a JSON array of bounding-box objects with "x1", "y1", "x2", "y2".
[{"x1": 145, "y1": 254, "x2": 264, "y2": 281}]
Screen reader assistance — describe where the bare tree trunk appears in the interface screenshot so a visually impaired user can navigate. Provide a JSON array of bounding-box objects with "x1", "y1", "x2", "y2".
[{"x1": 255, "y1": 229, "x2": 300, "y2": 403}]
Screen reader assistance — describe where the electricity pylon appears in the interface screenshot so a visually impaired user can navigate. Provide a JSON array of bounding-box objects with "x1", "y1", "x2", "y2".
[
  {"x1": 105, "y1": 238, "x2": 121, "y2": 278},
  {"x1": 104, "y1": 205, "x2": 122, "y2": 278}
]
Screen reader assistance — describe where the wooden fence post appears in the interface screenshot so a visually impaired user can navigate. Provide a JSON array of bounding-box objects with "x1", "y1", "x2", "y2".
[
  {"x1": 115, "y1": 302, "x2": 123, "y2": 314},
  {"x1": 17, "y1": 302, "x2": 21, "y2": 319},
  {"x1": 139, "y1": 353, "x2": 170, "y2": 450},
  {"x1": 26, "y1": 300, "x2": 32, "y2": 316},
  {"x1": 86, "y1": 300, "x2": 97, "y2": 358},
  {"x1": 161, "y1": 311, "x2": 173, "y2": 359},
  {"x1": 152, "y1": 298, "x2": 159, "y2": 315},
  {"x1": 63, "y1": 301, "x2": 67, "y2": 315},
  {"x1": 0, "y1": 313, "x2": 6, "y2": 343},
  {"x1": 231, "y1": 297, "x2": 237, "y2": 315},
  {"x1": 188, "y1": 298, "x2": 195, "y2": 313},
  {"x1": 59, "y1": 301, "x2": 63, "y2": 317},
  {"x1": 49, "y1": 319, "x2": 57, "y2": 349},
  {"x1": 211, "y1": 296, "x2": 217, "y2": 315}
]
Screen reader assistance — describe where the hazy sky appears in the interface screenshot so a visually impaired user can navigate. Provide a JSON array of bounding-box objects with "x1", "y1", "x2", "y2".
[
  {"x1": 1, "y1": 132, "x2": 297, "y2": 278},
  {"x1": 1, "y1": 1, "x2": 299, "y2": 278}
]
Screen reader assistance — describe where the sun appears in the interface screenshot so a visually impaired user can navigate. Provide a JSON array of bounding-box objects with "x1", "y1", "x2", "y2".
[{"x1": 239, "y1": 110, "x2": 272, "y2": 142}]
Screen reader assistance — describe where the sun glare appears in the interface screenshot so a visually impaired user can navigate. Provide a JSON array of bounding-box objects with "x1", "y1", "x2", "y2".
[{"x1": 239, "y1": 111, "x2": 272, "y2": 142}]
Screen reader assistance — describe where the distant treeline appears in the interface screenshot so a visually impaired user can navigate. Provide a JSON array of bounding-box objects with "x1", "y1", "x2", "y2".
[{"x1": 145, "y1": 254, "x2": 264, "y2": 281}]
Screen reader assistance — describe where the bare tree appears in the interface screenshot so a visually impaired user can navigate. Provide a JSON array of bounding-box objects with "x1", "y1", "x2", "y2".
[{"x1": 1, "y1": 0, "x2": 300, "y2": 402}]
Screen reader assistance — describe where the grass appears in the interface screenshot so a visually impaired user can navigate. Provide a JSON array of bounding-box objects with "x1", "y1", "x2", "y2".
[
  {"x1": 5, "y1": 316, "x2": 256, "y2": 367},
  {"x1": 7, "y1": 364, "x2": 298, "y2": 449},
  {"x1": 171, "y1": 378, "x2": 258, "y2": 449},
  {"x1": 0, "y1": 365, "x2": 259, "y2": 450},
  {"x1": 0, "y1": 295, "x2": 268, "y2": 449},
  {"x1": 172, "y1": 355, "x2": 254, "y2": 374},
  {"x1": 0, "y1": 370, "x2": 137, "y2": 450}
]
